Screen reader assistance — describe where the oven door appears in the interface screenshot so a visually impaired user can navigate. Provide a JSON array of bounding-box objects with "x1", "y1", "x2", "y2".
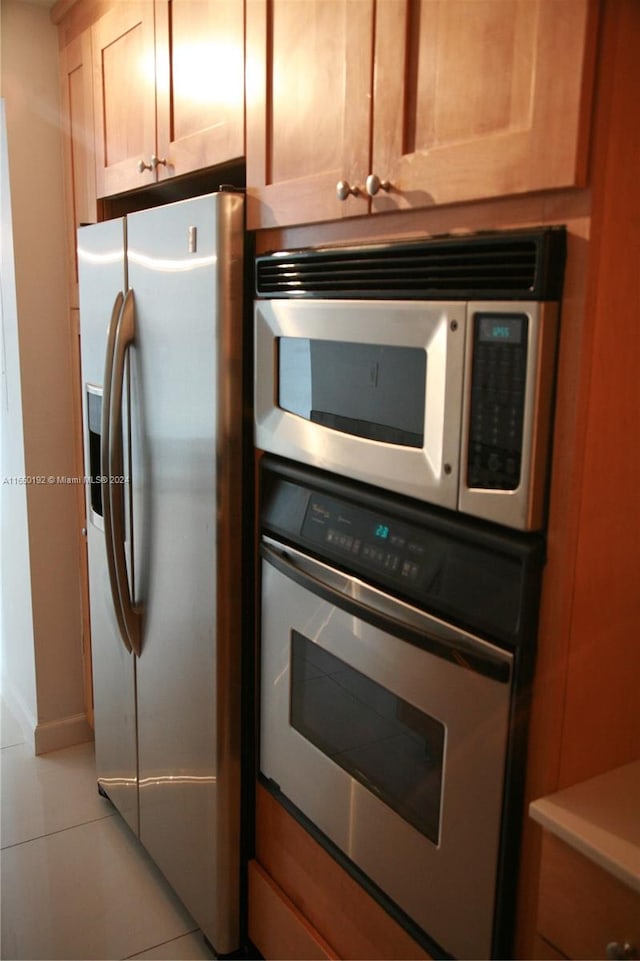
[
  {"x1": 254, "y1": 299, "x2": 466, "y2": 510},
  {"x1": 260, "y1": 536, "x2": 514, "y2": 961}
]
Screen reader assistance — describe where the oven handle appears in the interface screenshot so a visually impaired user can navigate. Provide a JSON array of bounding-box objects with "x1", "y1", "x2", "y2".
[{"x1": 261, "y1": 536, "x2": 512, "y2": 683}]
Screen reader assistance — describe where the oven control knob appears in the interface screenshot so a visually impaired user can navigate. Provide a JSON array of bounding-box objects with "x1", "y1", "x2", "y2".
[{"x1": 336, "y1": 180, "x2": 361, "y2": 201}]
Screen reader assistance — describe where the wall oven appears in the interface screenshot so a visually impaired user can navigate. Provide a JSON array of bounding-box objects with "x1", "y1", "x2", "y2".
[
  {"x1": 258, "y1": 456, "x2": 545, "y2": 960},
  {"x1": 254, "y1": 227, "x2": 565, "y2": 531}
]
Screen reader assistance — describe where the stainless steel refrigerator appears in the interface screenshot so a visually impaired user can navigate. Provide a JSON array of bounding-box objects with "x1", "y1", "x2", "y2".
[{"x1": 78, "y1": 191, "x2": 244, "y2": 954}]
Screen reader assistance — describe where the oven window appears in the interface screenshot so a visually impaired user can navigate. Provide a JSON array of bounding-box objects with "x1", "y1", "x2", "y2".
[
  {"x1": 278, "y1": 338, "x2": 426, "y2": 448},
  {"x1": 290, "y1": 631, "x2": 444, "y2": 845}
]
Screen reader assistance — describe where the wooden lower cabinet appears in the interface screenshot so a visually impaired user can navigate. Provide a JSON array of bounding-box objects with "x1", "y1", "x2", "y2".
[
  {"x1": 251, "y1": 783, "x2": 431, "y2": 961},
  {"x1": 249, "y1": 861, "x2": 339, "y2": 961},
  {"x1": 536, "y1": 833, "x2": 640, "y2": 960}
]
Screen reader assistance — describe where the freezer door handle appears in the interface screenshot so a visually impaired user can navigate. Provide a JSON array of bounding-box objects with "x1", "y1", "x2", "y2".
[
  {"x1": 108, "y1": 288, "x2": 143, "y2": 656},
  {"x1": 101, "y1": 292, "x2": 132, "y2": 654}
]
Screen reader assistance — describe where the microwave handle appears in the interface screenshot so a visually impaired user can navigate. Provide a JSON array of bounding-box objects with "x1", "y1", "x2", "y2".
[{"x1": 260, "y1": 537, "x2": 511, "y2": 683}]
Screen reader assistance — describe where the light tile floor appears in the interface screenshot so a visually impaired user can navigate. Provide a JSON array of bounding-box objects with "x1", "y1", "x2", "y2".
[{"x1": 1, "y1": 699, "x2": 216, "y2": 960}]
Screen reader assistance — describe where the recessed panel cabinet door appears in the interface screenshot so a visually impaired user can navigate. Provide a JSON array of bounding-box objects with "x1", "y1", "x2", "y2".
[
  {"x1": 60, "y1": 29, "x2": 97, "y2": 306},
  {"x1": 155, "y1": 0, "x2": 245, "y2": 178},
  {"x1": 246, "y1": 0, "x2": 373, "y2": 229},
  {"x1": 370, "y1": 0, "x2": 597, "y2": 213},
  {"x1": 92, "y1": 1, "x2": 157, "y2": 197}
]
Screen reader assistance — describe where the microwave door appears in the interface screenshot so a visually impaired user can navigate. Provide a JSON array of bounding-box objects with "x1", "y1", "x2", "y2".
[{"x1": 254, "y1": 299, "x2": 466, "y2": 510}]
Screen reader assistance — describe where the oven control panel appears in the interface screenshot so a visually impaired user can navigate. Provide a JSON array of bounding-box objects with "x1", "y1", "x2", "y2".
[
  {"x1": 298, "y1": 490, "x2": 527, "y2": 643},
  {"x1": 302, "y1": 495, "x2": 429, "y2": 587},
  {"x1": 261, "y1": 457, "x2": 545, "y2": 647}
]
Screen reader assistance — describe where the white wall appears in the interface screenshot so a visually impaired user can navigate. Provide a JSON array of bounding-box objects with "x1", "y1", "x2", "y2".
[
  {"x1": 1, "y1": 0, "x2": 90, "y2": 751},
  {"x1": 1, "y1": 96, "x2": 38, "y2": 744}
]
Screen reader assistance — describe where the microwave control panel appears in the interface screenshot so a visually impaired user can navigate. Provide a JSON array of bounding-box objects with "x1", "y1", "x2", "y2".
[{"x1": 467, "y1": 313, "x2": 529, "y2": 491}]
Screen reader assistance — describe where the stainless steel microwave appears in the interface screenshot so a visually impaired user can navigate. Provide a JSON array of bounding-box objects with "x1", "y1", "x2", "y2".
[{"x1": 254, "y1": 229, "x2": 565, "y2": 531}]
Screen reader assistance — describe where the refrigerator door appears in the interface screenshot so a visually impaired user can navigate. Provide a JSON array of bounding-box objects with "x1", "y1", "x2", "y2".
[
  {"x1": 126, "y1": 192, "x2": 243, "y2": 952},
  {"x1": 78, "y1": 218, "x2": 139, "y2": 835}
]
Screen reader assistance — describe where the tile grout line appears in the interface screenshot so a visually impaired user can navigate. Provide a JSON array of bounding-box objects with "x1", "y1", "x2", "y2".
[
  {"x1": 122, "y1": 928, "x2": 202, "y2": 960},
  {"x1": 1, "y1": 811, "x2": 116, "y2": 852}
]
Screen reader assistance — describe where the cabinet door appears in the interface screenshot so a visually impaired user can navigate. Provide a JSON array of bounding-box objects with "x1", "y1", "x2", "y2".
[
  {"x1": 60, "y1": 30, "x2": 97, "y2": 307},
  {"x1": 537, "y1": 833, "x2": 640, "y2": 961},
  {"x1": 371, "y1": 0, "x2": 596, "y2": 213},
  {"x1": 246, "y1": 0, "x2": 373, "y2": 229},
  {"x1": 249, "y1": 861, "x2": 339, "y2": 960},
  {"x1": 92, "y1": 1, "x2": 157, "y2": 197},
  {"x1": 155, "y1": 0, "x2": 244, "y2": 179}
]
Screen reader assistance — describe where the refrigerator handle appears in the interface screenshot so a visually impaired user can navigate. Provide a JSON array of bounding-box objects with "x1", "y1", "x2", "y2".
[
  {"x1": 108, "y1": 288, "x2": 143, "y2": 656},
  {"x1": 101, "y1": 291, "x2": 132, "y2": 654}
]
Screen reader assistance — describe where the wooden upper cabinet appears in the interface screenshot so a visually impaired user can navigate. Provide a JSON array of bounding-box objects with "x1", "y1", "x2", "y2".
[
  {"x1": 59, "y1": 27, "x2": 97, "y2": 307},
  {"x1": 155, "y1": 0, "x2": 244, "y2": 179},
  {"x1": 246, "y1": 0, "x2": 597, "y2": 229},
  {"x1": 91, "y1": 0, "x2": 245, "y2": 198},
  {"x1": 92, "y1": 1, "x2": 157, "y2": 196},
  {"x1": 246, "y1": 0, "x2": 374, "y2": 229},
  {"x1": 370, "y1": 0, "x2": 597, "y2": 215}
]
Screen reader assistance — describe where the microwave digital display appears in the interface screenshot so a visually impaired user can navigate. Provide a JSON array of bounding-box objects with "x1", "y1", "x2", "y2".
[{"x1": 478, "y1": 314, "x2": 524, "y2": 344}]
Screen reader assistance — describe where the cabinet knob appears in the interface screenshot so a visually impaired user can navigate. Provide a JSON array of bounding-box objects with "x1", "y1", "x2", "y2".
[
  {"x1": 137, "y1": 158, "x2": 153, "y2": 173},
  {"x1": 607, "y1": 943, "x2": 638, "y2": 960},
  {"x1": 365, "y1": 173, "x2": 392, "y2": 196},
  {"x1": 151, "y1": 155, "x2": 167, "y2": 169},
  {"x1": 336, "y1": 180, "x2": 361, "y2": 201}
]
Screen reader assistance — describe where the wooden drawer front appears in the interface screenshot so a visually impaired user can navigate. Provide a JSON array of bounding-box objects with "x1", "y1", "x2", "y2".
[
  {"x1": 255, "y1": 784, "x2": 432, "y2": 960},
  {"x1": 248, "y1": 860, "x2": 338, "y2": 960},
  {"x1": 538, "y1": 833, "x2": 640, "y2": 960}
]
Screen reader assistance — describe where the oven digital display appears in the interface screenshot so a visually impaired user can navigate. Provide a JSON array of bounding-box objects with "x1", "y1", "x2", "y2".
[{"x1": 302, "y1": 495, "x2": 428, "y2": 586}]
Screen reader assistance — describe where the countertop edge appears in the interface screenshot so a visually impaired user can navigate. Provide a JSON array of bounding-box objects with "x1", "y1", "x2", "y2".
[
  {"x1": 529, "y1": 797, "x2": 640, "y2": 895},
  {"x1": 529, "y1": 759, "x2": 640, "y2": 896}
]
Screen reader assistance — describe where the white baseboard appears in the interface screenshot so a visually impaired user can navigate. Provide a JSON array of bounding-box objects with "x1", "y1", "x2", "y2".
[{"x1": 34, "y1": 713, "x2": 93, "y2": 755}]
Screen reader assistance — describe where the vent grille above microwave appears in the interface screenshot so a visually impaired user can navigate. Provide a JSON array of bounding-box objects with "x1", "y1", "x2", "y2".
[{"x1": 256, "y1": 227, "x2": 566, "y2": 301}]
